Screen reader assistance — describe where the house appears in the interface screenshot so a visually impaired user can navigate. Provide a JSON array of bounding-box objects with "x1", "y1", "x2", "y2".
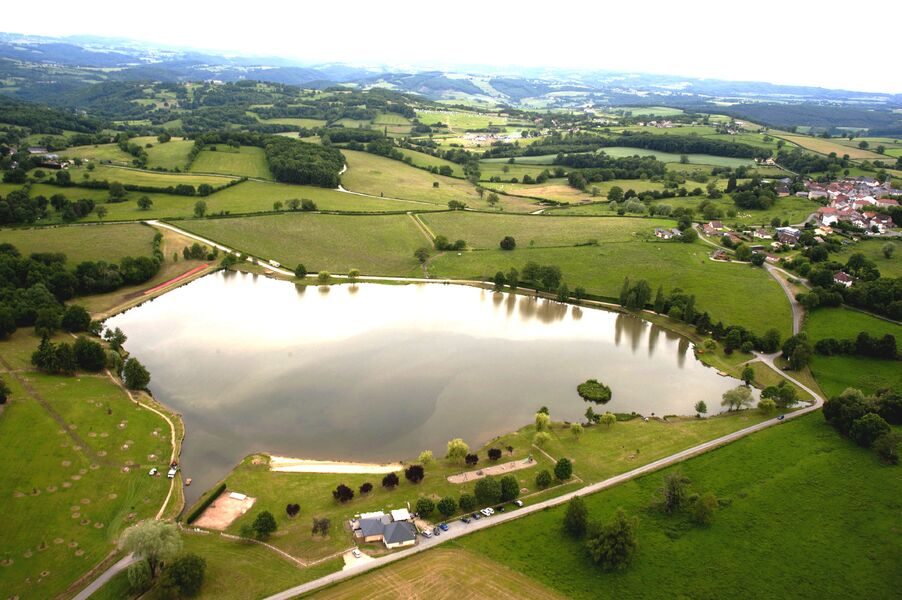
[
  {"x1": 778, "y1": 232, "x2": 799, "y2": 246},
  {"x1": 654, "y1": 227, "x2": 675, "y2": 240},
  {"x1": 701, "y1": 223, "x2": 718, "y2": 236},
  {"x1": 833, "y1": 272, "x2": 854, "y2": 288},
  {"x1": 723, "y1": 232, "x2": 743, "y2": 246},
  {"x1": 27, "y1": 147, "x2": 48, "y2": 155},
  {"x1": 817, "y1": 207, "x2": 839, "y2": 226},
  {"x1": 753, "y1": 228, "x2": 771, "y2": 239},
  {"x1": 382, "y1": 521, "x2": 417, "y2": 549},
  {"x1": 358, "y1": 515, "x2": 391, "y2": 543},
  {"x1": 708, "y1": 220, "x2": 725, "y2": 231}
]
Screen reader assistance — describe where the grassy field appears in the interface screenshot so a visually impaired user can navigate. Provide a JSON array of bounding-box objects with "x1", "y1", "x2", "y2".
[
  {"x1": 428, "y1": 243, "x2": 791, "y2": 335},
  {"x1": 418, "y1": 213, "x2": 674, "y2": 249},
  {"x1": 478, "y1": 162, "x2": 559, "y2": 181},
  {"x1": 144, "y1": 139, "x2": 194, "y2": 170},
  {"x1": 72, "y1": 164, "x2": 234, "y2": 188},
  {"x1": 0, "y1": 223, "x2": 157, "y2": 263},
  {"x1": 598, "y1": 147, "x2": 755, "y2": 168},
  {"x1": 200, "y1": 409, "x2": 773, "y2": 563},
  {"x1": 483, "y1": 180, "x2": 591, "y2": 203},
  {"x1": 310, "y1": 547, "x2": 564, "y2": 599},
  {"x1": 182, "y1": 213, "x2": 428, "y2": 275},
  {"x1": 618, "y1": 106, "x2": 684, "y2": 117},
  {"x1": 340, "y1": 150, "x2": 484, "y2": 206},
  {"x1": 772, "y1": 134, "x2": 888, "y2": 160},
  {"x1": 60, "y1": 143, "x2": 134, "y2": 164},
  {"x1": 0, "y1": 331, "x2": 173, "y2": 598},
  {"x1": 415, "y1": 110, "x2": 507, "y2": 131},
  {"x1": 830, "y1": 239, "x2": 900, "y2": 278},
  {"x1": 256, "y1": 117, "x2": 328, "y2": 128},
  {"x1": 803, "y1": 306, "x2": 902, "y2": 397},
  {"x1": 397, "y1": 148, "x2": 465, "y2": 177},
  {"x1": 93, "y1": 533, "x2": 341, "y2": 600},
  {"x1": 190, "y1": 146, "x2": 273, "y2": 179},
  {"x1": 446, "y1": 413, "x2": 901, "y2": 600}
]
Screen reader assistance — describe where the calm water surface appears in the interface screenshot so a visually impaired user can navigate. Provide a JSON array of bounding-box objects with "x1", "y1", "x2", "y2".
[{"x1": 106, "y1": 272, "x2": 747, "y2": 504}]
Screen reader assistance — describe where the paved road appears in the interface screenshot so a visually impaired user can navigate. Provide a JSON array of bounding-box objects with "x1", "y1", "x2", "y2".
[
  {"x1": 72, "y1": 554, "x2": 136, "y2": 600},
  {"x1": 765, "y1": 264, "x2": 804, "y2": 335},
  {"x1": 264, "y1": 370, "x2": 824, "y2": 600}
]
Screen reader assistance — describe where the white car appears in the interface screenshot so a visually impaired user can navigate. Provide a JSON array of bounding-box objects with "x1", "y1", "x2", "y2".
[
  {"x1": 486, "y1": 507, "x2": 495, "y2": 515},
  {"x1": 148, "y1": 468, "x2": 158, "y2": 476},
  {"x1": 167, "y1": 467, "x2": 178, "y2": 479},
  {"x1": 514, "y1": 500, "x2": 524, "y2": 507},
  {"x1": 421, "y1": 529, "x2": 432, "y2": 538},
  {"x1": 352, "y1": 549, "x2": 361, "y2": 558}
]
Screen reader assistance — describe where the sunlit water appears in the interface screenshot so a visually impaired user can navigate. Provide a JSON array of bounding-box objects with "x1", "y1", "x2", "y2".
[{"x1": 106, "y1": 271, "x2": 748, "y2": 504}]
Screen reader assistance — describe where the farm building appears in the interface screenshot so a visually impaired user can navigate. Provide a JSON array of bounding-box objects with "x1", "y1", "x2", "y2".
[{"x1": 383, "y1": 522, "x2": 417, "y2": 549}]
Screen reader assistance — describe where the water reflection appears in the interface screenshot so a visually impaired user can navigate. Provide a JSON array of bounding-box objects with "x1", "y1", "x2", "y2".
[{"x1": 106, "y1": 272, "x2": 747, "y2": 505}]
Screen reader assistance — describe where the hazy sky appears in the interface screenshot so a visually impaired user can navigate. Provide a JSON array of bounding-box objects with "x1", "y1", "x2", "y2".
[{"x1": 6, "y1": 0, "x2": 901, "y2": 93}]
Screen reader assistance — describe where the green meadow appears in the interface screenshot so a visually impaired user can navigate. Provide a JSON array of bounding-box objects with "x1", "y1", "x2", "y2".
[
  {"x1": 0, "y1": 222, "x2": 157, "y2": 263},
  {"x1": 0, "y1": 331, "x2": 173, "y2": 599},
  {"x1": 190, "y1": 146, "x2": 273, "y2": 179},
  {"x1": 453, "y1": 414, "x2": 901, "y2": 600}
]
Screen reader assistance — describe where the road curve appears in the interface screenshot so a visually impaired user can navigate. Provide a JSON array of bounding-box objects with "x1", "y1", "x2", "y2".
[
  {"x1": 264, "y1": 374, "x2": 824, "y2": 600},
  {"x1": 72, "y1": 554, "x2": 136, "y2": 600}
]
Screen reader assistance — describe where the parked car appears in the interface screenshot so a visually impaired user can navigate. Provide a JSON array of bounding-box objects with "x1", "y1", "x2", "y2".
[
  {"x1": 421, "y1": 529, "x2": 432, "y2": 538},
  {"x1": 513, "y1": 500, "x2": 524, "y2": 507},
  {"x1": 432, "y1": 527, "x2": 441, "y2": 536},
  {"x1": 777, "y1": 414, "x2": 785, "y2": 421},
  {"x1": 472, "y1": 512, "x2": 482, "y2": 520},
  {"x1": 461, "y1": 517, "x2": 471, "y2": 524},
  {"x1": 495, "y1": 506, "x2": 505, "y2": 513},
  {"x1": 352, "y1": 549, "x2": 361, "y2": 558},
  {"x1": 439, "y1": 522, "x2": 449, "y2": 531},
  {"x1": 485, "y1": 507, "x2": 495, "y2": 515},
  {"x1": 148, "y1": 468, "x2": 158, "y2": 476}
]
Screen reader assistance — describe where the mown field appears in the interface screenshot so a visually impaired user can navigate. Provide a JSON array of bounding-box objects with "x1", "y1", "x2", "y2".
[
  {"x1": 397, "y1": 148, "x2": 465, "y2": 177},
  {"x1": 0, "y1": 331, "x2": 173, "y2": 599},
  {"x1": 415, "y1": 110, "x2": 507, "y2": 130},
  {"x1": 340, "y1": 150, "x2": 485, "y2": 207},
  {"x1": 418, "y1": 212, "x2": 674, "y2": 249},
  {"x1": 804, "y1": 306, "x2": 902, "y2": 397},
  {"x1": 309, "y1": 547, "x2": 564, "y2": 600},
  {"x1": 70, "y1": 164, "x2": 234, "y2": 188},
  {"x1": 144, "y1": 139, "x2": 194, "y2": 170},
  {"x1": 598, "y1": 146, "x2": 755, "y2": 168},
  {"x1": 830, "y1": 239, "x2": 900, "y2": 278},
  {"x1": 0, "y1": 222, "x2": 157, "y2": 263},
  {"x1": 448, "y1": 413, "x2": 902, "y2": 600},
  {"x1": 190, "y1": 146, "x2": 273, "y2": 179},
  {"x1": 772, "y1": 134, "x2": 888, "y2": 160},
  {"x1": 427, "y1": 242, "x2": 791, "y2": 335},
  {"x1": 182, "y1": 212, "x2": 429, "y2": 275}
]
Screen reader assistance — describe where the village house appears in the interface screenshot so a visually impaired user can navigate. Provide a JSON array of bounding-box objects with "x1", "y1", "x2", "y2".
[
  {"x1": 654, "y1": 227, "x2": 674, "y2": 240},
  {"x1": 723, "y1": 232, "x2": 743, "y2": 246},
  {"x1": 833, "y1": 272, "x2": 854, "y2": 288},
  {"x1": 753, "y1": 228, "x2": 772, "y2": 240},
  {"x1": 351, "y1": 508, "x2": 416, "y2": 549}
]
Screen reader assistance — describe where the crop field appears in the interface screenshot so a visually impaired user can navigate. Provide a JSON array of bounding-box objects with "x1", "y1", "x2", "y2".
[
  {"x1": 0, "y1": 223, "x2": 157, "y2": 263},
  {"x1": 0, "y1": 332, "x2": 173, "y2": 598},
  {"x1": 340, "y1": 150, "x2": 485, "y2": 206},
  {"x1": 419, "y1": 213, "x2": 675, "y2": 249},
  {"x1": 398, "y1": 148, "x2": 465, "y2": 177},
  {"x1": 72, "y1": 164, "x2": 234, "y2": 188},
  {"x1": 310, "y1": 548, "x2": 565, "y2": 600},
  {"x1": 450, "y1": 414, "x2": 901, "y2": 600},
  {"x1": 182, "y1": 213, "x2": 428, "y2": 275},
  {"x1": 484, "y1": 180, "x2": 589, "y2": 203},
  {"x1": 598, "y1": 147, "x2": 755, "y2": 168},
  {"x1": 190, "y1": 146, "x2": 273, "y2": 179},
  {"x1": 428, "y1": 243, "x2": 791, "y2": 335},
  {"x1": 415, "y1": 110, "x2": 507, "y2": 131},
  {"x1": 772, "y1": 134, "x2": 888, "y2": 160}
]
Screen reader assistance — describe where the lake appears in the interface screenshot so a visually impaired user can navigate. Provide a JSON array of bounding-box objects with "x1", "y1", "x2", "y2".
[{"x1": 106, "y1": 272, "x2": 749, "y2": 505}]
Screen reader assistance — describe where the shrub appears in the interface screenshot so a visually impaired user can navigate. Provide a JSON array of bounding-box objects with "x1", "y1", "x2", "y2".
[
  {"x1": 359, "y1": 482, "x2": 373, "y2": 495},
  {"x1": 415, "y1": 497, "x2": 435, "y2": 518},
  {"x1": 381, "y1": 472, "x2": 400, "y2": 489},
  {"x1": 585, "y1": 509, "x2": 639, "y2": 570},
  {"x1": 554, "y1": 457, "x2": 573, "y2": 481},
  {"x1": 487, "y1": 448, "x2": 502, "y2": 461},
  {"x1": 437, "y1": 496, "x2": 457, "y2": 517},
  {"x1": 459, "y1": 493, "x2": 476, "y2": 512},
  {"x1": 849, "y1": 413, "x2": 891, "y2": 448},
  {"x1": 499, "y1": 236, "x2": 516, "y2": 250},
  {"x1": 535, "y1": 469, "x2": 553, "y2": 489},
  {"x1": 332, "y1": 484, "x2": 354, "y2": 503},
  {"x1": 564, "y1": 496, "x2": 588, "y2": 537},
  {"x1": 405, "y1": 464, "x2": 425, "y2": 484},
  {"x1": 252, "y1": 511, "x2": 277, "y2": 539}
]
